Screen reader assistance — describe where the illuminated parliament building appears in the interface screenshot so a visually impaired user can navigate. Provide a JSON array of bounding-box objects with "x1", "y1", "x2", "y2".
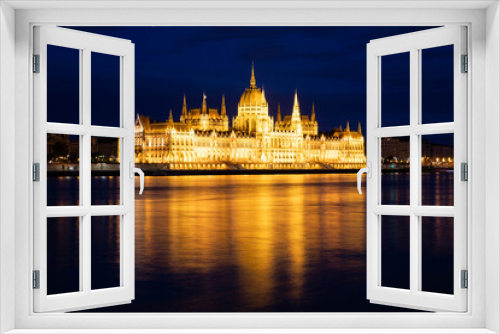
[{"x1": 134, "y1": 65, "x2": 366, "y2": 170}]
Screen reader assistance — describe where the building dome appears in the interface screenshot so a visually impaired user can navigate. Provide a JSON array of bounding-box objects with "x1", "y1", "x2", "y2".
[
  {"x1": 239, "y1": 87, "x2": 265, "y2": 106},
  {"x1": 238, "y1": 63, "x2": 267, "y2": 107}
]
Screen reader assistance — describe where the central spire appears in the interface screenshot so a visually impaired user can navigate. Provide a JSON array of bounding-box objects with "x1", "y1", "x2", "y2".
[{"x1": 250, "y1": 62, "x2": 256, "y2": 88}]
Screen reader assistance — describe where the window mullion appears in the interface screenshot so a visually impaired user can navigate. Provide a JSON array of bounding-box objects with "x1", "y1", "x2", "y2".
[
  {"x1": 82, "y1": 48, "x2": 92, "y2": 294},
  {"x1": 409, "y1": 48, "x2": 420, "y2": 294}
]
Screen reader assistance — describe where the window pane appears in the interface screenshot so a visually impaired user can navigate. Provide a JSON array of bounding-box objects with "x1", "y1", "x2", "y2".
[
  {"x1": 47, "y1": 134, "x2": 80, "y2": 206},
  {"x1": 421, "y1": 217, "x2": 454, "y2": 295},
  {"x1": 421, "y1": 134, "x2": 454, "y2": 206},
  {"x1": 381, "y1": 215, "x2": 410, "y2": 290},
  {"x1": 47, "y1": 45, "x2": 80, "y2": 124},
  {"x1": 91, "y1": 52, "x2": 120, "y2": 127},
  {"x1": 381, "y1": 52, "x2": 410, "y2": 127},
  {"x1": 47, "y1": 217, "x2": 80, "y2": 295},
  {"x1": 421, "y1": 45, "x2": 454, "y2": 124},
  {"x1": 91, "y1": 215, "x2": 121, "y2": 290},
  {"x1": 91, "y1": 137, "x2": 121, "y2": 205},
  {"x1": 381, "y1": 136, "x2": 410, "y2": 205}
]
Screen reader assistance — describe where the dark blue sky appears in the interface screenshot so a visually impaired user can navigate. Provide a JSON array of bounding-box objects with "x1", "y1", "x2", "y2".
[{"x1": 55, "y1": 26, "x2": 453, "y2": 134}]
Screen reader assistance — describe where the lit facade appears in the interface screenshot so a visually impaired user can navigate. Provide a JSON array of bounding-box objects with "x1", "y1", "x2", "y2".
[{"x1": 134, "y1": 66, "x2": 366, "y2": 170}]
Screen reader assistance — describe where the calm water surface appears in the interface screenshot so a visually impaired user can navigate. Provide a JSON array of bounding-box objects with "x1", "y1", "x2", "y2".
[{"x1": 47, "y1": 173, "x2": 454, "y2": 312}]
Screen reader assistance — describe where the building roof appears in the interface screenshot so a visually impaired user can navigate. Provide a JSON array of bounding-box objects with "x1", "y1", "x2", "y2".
[{"x1": 238, "y1": 64, "x2": 267, "y2": 107}]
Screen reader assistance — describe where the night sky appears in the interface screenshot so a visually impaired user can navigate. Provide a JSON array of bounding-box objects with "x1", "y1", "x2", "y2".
[{"x1": 54, "y1": 26, "x2": 454, "y2": 134}]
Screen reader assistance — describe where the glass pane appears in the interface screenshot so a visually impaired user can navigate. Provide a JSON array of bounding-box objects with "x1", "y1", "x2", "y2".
[
  {"x1": 91, "y1": 215, "x2": 121, "y2": 290},
  {"x1": 421, "y1": 45, "x2": 454, "y2": 124},
  {"x1": 91, "y1": 137, "x2": 121, "y2": 205},
  {"x1": 381, "y1": 52, "x2": 410, "y2": 127},
  {"x1": 47, "y1": 134, "x2": 80, "y2": 206},
  {"x1": 381, "y1": 136, "x2": 410, "y2": 205},
  {"x1": 91, "y1": 52, "x2": 120, "y2": 127},
  {"x1": 421, "y1": 134, "x2": 454, "y2": 206},
  {"x1": 47, "y1": 45, "x2": 80, "y2": 124},
  {"x1": 381, "y1": 215, "x2": 410, "y2": 290},
  {"x1": 47, "y1": 217, "x2": 80, "y2": 295},
  {"x1": 421, "y1": 217, "x2": 454, "y2": 294}
]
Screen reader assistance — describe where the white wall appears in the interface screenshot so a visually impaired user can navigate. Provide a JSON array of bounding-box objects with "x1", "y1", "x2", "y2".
[
  {"x1": 4, "y1": 4, "x2": 497, "y2": 332},
  {"x1": 486, "y1": 2, "x2": 500, "y2": 333},
  {"x1": 0, "y1": 2, "x2": 16, "y2": 333}
]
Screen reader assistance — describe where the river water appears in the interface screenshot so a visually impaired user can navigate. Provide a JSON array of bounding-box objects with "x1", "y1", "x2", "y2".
[{"x1": 47, "y1": 173, "x2": 454, "y2": 312}]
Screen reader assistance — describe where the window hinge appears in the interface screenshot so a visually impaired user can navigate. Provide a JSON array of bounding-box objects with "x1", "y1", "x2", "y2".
[
  {"x1": 461, "y1": 54, "x2": 468, "y2": 73},
  {"x1": 33, "y1": 163, "x2": 40, "y2": 182},
  {"x1": 33, "y1": 54, "x2": 40, "y2": 73},
  {"x1": 461, "y1": 270, "x2": 468, "y2": 289},
  {"x1": 33, "y1": 270, "x2": 40, "y2": 289},
  {"x1": 461, "y1": 162, "x2": 468, "y2": 182}
]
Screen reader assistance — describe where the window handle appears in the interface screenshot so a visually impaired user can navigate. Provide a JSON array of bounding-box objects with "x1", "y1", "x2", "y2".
[
  {"x1": 357, "y1": 162, "x2": 371, "y2": 195},
  {"x1": 130, "y1": 162, "x2": 145, "y2": 195}
]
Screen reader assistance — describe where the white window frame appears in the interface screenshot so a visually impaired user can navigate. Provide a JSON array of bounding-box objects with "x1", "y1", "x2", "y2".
[{"x1": 1, "y1": 1, "x2": 499, "y2": 333}]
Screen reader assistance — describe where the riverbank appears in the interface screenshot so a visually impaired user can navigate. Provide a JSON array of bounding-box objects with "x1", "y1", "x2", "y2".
[
  {"x1": 48, "y1": 169, "x2": 362, "y2": 177},
  {"x1": 46, "y1": 168, "x2": 453, "y2": 177}
]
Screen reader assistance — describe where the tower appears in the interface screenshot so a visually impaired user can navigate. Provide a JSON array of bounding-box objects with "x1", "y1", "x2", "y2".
[
  {"x1": 221, "y1": 95, "x2": 226, "y2": 116},
  {"x1": 250, "y1": 61, "x2": 256, "y2": 88},
  {"x1": 358, "y1": 122, "x2": 362, "y2": 133},
  {"x1": 221, "y1": 94, "x2": 229, "y2": 131},
  {"x1": 277, "y1": 104, "x2": 281, "y2": 124},
  {"x1": 310, "y1": 103, "x2": 318, "y2": 135},
  {"x1": 201, "y1": 93, "x2": 209, "y2": 131},
  {"x1": 291, "y1": 89, "x2": 302, "y2": 133},
  {"x1": 168, "y1": 109, "x2": 174, "y2": 131},
  {"x1": 181, "y1": 95, "x2": 188, "y2": 123},
  {"x1": 234, "y1": 62, "x2": 271, "y2": 134},
  {"x1": 202, "y1": 92, "x2": 208, "y2": 115}
]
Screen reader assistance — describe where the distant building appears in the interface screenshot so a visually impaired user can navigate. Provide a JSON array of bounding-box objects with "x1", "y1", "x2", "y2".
[
  {"x1": 381, "y1": 137, "x2": 410, "y2": 164},
  {"x1": 381, "y1": 137, "x2": 453, "y2": 169},
  {"x1": 47, "y1": 133, "x2": 79, "y2": 164},
  {"x1": 422, "y1": 138, "x2": 454, "y2": 168},
  {"x1": 47, "y1": 133, "x2": 72, "y2": 163},
  {"x1": 134, "y1": 64, "x2": 366, "y2": 170},
  {"x1": 91, "y1": 137, "x2": 119, "y2": 163}
]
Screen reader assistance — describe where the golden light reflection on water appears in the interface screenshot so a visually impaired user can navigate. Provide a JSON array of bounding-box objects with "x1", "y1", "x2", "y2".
[
  {"x1": 134, "y1": 174, "x2": 369, "y2": 310},
  {"x1": 46, "y1": 172, "x2": 455, "y2": 312}
]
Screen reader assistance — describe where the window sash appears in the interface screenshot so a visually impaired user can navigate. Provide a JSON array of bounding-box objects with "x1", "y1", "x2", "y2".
[
  {"x1": 32, "y1": 25, "x2": 136, "y2": 313},
  {"x1": 366, "y1": 26, "x2": 468, "y2": 312}
]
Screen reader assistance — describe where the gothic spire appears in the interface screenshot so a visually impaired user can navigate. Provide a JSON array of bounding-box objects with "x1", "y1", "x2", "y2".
[
  {"x1": 358, "y1": 122, "x2": 362, "y2": 133},
  {"x1": 311, "y1": 103, "x2": 316, "y2": 122},
  {"x1": 202, "y1": 92, "x2": 207, "y2": 114},
  {"x1": 250, "y1": 62, "x2": 256, "y2": 88},
  {"x1": 221, "y1": 94, "x2": 226, "y2": 116},
  {"x1": 346, "y1": 121, "x2": 350, "y2": 132},
  {"x1": 292, "y1": 89, "x2": 301, "y2": 117},
  {"x1": 168, "y1": 109, "x2": 174, "y2": 125},
  {"x1": 277, "y1": 104, "x2": 282, "y2": 123},
  {"x1": 261, "y1": 86, "x2": 266, "y2": 104},
  {"x1": 182, "y1": 94, "x2": 188, "y2": 117},
  {"x1": 293, "y1": 89, "x2": 299, "y2": 109},
  {"x1": 291, "y1": 89, "x2": 302, "y2": 133}
]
